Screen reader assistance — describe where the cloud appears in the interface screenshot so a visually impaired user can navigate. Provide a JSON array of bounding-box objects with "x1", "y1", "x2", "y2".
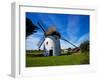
[
  {"x1": 67, "y1": 15, "x2": 80, "y2": 42},
  {"x1": 60, "y1": 39, "x2": 75, "y2": 49},
  {"x1": 60, "y1": 33, "x2": 89, "y2": 49},
  {"x1": 26, "y1": 13, "x2": 89, "y2": 50},
  {"x1": 75, "y1": 33, "x2": 89, "y2": 46},
  {"x1": 37, "y1": 14, "x2": 54, "y2": 28},
  {"x1": 26, "y1": 34, "x2": 40, "y2": 50}
]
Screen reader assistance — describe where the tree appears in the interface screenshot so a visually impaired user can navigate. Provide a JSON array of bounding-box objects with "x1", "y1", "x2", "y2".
[
  {"x1": 80, "y1": 40, "x2": 89, "y2": 53},
  {"x1": 26, "y1": 18, "x2": 39, "y2": 37}
]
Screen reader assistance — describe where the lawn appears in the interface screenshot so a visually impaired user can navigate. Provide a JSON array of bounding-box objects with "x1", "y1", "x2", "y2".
[{"x1": 26, "y1": 51, "x2": 89, "y2": 67}]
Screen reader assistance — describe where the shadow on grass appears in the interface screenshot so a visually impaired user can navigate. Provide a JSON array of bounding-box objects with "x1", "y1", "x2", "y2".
[
  {"x1": 26, "y1": 53, "x2": 70, "y2": 58},
  {"x1": 26, "y1": 53, "x2": 44, "y2": 57}
]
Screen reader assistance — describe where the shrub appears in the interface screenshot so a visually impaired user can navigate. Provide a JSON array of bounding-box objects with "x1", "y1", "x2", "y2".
[{"x1": 80, "y1": 40, "x2": 89, "y2": 53}]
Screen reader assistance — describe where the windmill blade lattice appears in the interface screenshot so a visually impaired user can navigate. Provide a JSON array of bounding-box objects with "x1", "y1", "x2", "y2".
[
  {"x1": 61, "y1": 37, "x2": 77, "y2": 48},
  {"x1": 37, "y1": 36, "x2": 45, "y2": 49},
  {"x1": 37, "y1": 22, "x2": 46, "y2": 34}
]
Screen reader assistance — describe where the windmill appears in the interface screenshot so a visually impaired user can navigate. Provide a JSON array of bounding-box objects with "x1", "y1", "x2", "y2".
[{"x1": 37, "y1": 21, "x2": 78, "y2": 56}]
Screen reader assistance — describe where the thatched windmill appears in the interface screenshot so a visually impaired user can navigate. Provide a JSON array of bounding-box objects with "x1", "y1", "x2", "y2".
[{"x1": 37, "y1": 22, "x2": 78, "y2": 56}]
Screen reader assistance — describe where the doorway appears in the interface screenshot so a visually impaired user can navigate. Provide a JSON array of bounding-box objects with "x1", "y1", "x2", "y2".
[{"x1": 49, "y1": 50, "x2": 53, "y2": 56}]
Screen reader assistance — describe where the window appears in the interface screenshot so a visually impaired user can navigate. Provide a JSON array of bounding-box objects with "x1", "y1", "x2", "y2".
[{"x1": 46, "y1": 41, "x2": 48, "y2": 45}]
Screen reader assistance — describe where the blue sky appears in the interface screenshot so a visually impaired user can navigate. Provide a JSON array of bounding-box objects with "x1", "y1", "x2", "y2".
[{"x1": 26, "y1": 12, "x2": 89, "y2": 50}]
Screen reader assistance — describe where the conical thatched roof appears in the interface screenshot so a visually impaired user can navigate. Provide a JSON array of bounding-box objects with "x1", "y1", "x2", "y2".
[{"x1": 45, "y1": 26, "x2": 61, "y2": 38}]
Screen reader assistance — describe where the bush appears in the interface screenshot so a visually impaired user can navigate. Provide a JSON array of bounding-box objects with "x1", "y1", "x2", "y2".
[
  {"x1": 80, "y1": 40, "x2": 89, "y2": 53},
  {"x1": 66, "y1": 52, "x2": 71, "y2": 55}
]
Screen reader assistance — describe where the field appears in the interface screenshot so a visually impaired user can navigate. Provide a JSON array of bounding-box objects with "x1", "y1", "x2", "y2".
[{"x1": 26, "y1": 51, "x2": 89, "y2": 67}]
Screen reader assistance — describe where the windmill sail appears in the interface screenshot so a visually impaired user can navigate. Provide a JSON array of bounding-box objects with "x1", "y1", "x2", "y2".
[
  {"x1": 37, "y1": 22, "x2": 46, "y2": 35},
  {"x1": 37, "y1": 21, "x2": 48, "y2": 50},
  {"x1": 37, "y1": 36, "x2": 45, "y2": 49},
  {"x1": 61, "y1": 37, "x2": 77, "y2": 48}
]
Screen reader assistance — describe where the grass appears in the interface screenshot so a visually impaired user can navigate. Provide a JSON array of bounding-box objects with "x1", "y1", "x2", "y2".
[{"x1": 26, "y1": 51, "x2": 89, "y2": 67}]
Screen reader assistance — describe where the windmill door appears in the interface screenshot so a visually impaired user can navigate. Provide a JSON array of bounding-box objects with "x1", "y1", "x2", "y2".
[{"x1": 49, "y1": 50, "x2": 53, "y2": 56}]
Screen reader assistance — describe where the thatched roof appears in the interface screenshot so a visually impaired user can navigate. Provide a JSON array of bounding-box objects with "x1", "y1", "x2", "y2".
[{"x1": 45, "y1": 27, "x2": 61, "y2": 38}]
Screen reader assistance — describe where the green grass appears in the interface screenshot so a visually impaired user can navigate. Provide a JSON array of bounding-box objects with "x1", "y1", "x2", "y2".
[{"x1": 26, "y1": 51, "x2": 89, "y2": 67}]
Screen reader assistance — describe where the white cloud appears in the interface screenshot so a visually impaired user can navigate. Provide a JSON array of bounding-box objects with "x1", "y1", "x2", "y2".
[
  {"x1": 60, "y1": 33, "x2": 89, "y2": 49},
  {"x1": 26, "y1": 34, "x2": 41, "y2": 50},
  {"x1": 75, "y1": 33, "x2": 89, "y2": 46},
  {"x1": 60, "y1": 39, "x2": 75, "y2": 49},
  {"x1": 67, "y1": 16, "x2": 80, "y2": 42}
]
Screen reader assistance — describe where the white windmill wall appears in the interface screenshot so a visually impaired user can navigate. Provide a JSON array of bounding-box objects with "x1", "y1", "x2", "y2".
[{"x1": 44, "y1": 36, "x2": 61, "y2": 56}]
